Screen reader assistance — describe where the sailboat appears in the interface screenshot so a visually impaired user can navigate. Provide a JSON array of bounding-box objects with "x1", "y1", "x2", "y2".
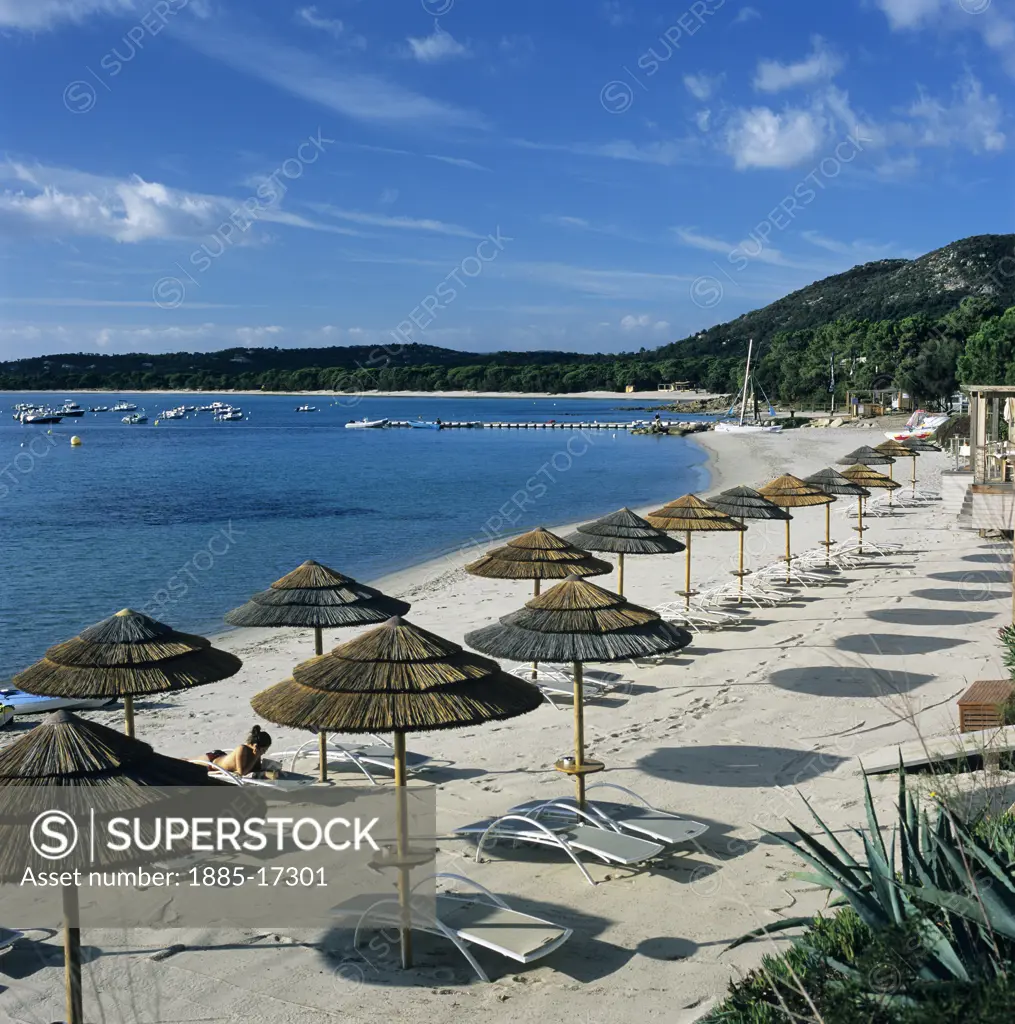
[{"x1": 713, "y1": 338, "x2": 783, "y2": 434}]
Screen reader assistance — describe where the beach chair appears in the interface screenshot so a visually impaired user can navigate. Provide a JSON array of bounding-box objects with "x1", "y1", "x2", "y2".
[
  {"x1": 506, "y1": 664, "x2": 622, "y2": 708},
  {"x1": 274, "y1": 736, "x2": 435, "y2": 785},
  {"x1": 454, "y1": 809, "x2": 665, "y2": 885},
  {"x1": 510, "y1": 783, "x2": 709, "y2": 848},
  {"x1": 186, "y1": 759, "x2": 283, "y2": 787},
  {"x1": 0, "y1": 927, "x2": 22, "y2": 957},
  {"x1": 334, "y1": 873, "x2": 572, "y2": 981},
  {"x1": 655, "y1": 601, "x2": 740, "y2": 632}
]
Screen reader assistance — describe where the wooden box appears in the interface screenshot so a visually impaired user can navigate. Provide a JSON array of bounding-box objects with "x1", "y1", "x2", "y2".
[{"x1": 958, "y1": 680, "x2": 1015, "y2": 733}]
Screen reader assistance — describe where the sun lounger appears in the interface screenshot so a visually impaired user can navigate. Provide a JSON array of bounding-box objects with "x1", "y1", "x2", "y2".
[
  {"x1": 454, "y1": 810, "x2": 665, "y2": 885},
  {"x1": 655, "y1": 602, "x2": 740, "y2": 632},
  {"x1": 186, "y1": 759, "x2": 283, "y2": 787},
  {"x1": 505, "y1": 664, "x2": 620, "y2": 709},
  {"x1": 274, "y1": 737, "x2": 435, "y2": 784},
  {"x1": 509, "y1": 784, "x2": 709, "y2": 847},
  {"x1": 0, "y1": 927, "x2": 22, "y2": 956},
  {"x1": 334, "y1": 873, "x2": 572, "y2": 981}
]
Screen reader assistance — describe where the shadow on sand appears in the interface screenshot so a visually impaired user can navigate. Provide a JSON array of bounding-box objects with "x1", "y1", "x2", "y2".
[
  {"x1": 835, "y1": 633, "x2": 968, "y2": 656},
  {"x1": 767, "y1": 665, "x2": 934, "y2": 698},
  {"x1": 637, "y1": 744, "x2": 848, "y2": 787},
  {"x1": 866, "y1": 608, "x2": 999, "y2": 627}
]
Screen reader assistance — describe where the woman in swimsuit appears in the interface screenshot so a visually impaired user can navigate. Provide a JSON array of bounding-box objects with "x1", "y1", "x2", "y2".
[{"x1": 202, "y1": 724, "x2": 272, "y2": 776}]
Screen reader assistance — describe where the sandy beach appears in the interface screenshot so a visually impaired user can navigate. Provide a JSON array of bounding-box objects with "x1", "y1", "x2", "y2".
[{"x1": 2, "y1": 427, "x2": 1008, "y2": 1024}]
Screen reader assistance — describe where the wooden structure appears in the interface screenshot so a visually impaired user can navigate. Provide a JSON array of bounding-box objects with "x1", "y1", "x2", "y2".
[
  {"x1": 844, "y1": 389, "x2": 914, "y2": 418},
  {"x1": 958, "y1": 679, "x2": 1015, "y2": 733}
]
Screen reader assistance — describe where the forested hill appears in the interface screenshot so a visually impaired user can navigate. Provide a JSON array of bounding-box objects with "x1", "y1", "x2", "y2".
[{"x1": 3, "y1": 233, "x2": 1015, "y2": 403}]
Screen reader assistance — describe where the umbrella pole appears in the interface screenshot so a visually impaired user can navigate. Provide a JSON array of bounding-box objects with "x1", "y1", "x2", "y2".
[
  {"x1": 315, "y1": 627, "x2": 328, "y2": 783},
  {"x1": 911, "y1": 459, "x2": 917, "y2": 498},
  {"x1": 857, "y1": 496, "x2": 865, "y2": 555},
  {"x1": 784, "y1": 520, "x2": 792, "y2": 583},
  {"x1": 684, "y1": 531, "x2": 692, "y2": 610},
  {"x1": 63, "y1": 883, "x2": 83, "y2": 1024},
  {"x1": 888, "y1": 463, "x2": 894, "y2": 507},
  {"x1": 392, "y1": 732, "x2": 414, "y2": 970},
  {"x1": 617, "y1": 552, "x2": 625, "y2": 596},
  {"x1": 737, "y1": 529, "x2": 745, "y2": 603},
  {"x1": 825, "y1": 504, "x2": 831, "y2": 566},
  {"x1": 572, "y1": 661, "x2": 586, "y2": 809},
  {"x1": 123, "y1": 694, "x2": 134, "y2": 737},
  {"x1": 531, "y1": 579, "x2": 541, "y2": 680}
]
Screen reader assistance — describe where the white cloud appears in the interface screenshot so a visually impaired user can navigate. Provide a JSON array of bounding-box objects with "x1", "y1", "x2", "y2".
[
  {"x1": 732, "y1": 6, "x2": 761, "y2": 24},
  {"x1": 600, "y1": 1, "x2": 632, "y2": 27},
  {"x1": 309, "y1": 203, "x2": 478, "y2": 237},
  {"x1": 753, "y1": 37, "x2": 843, "y2": 93},
  {"x1": 674, "y1": 227, "x2": 795, "y2": 267},
  {"x1": 0, "y1": 160, "x2": 359, "y2": 243},
  {"x1": 901, "y1": 74, "x2": 1005, "y2": 152},
  {"x1": 543, "y1": 215, "x2": 591, "y2": 229},
  {"x1": 511, "y1": 136, "x2": 700, "y2": 166},
  {"x1": 176, "y1": 23, "x2": 482, "y2": 128},
  {"x1": 684, "y1": 73, "x2": 724, "y2": 101},
  {"x1": 426, "y1": 154, "x2": 490, "y2": 171},
  {"x1": 695, "y1": 109, "x2": 712, "y2": 132},
  {"x1": 378, "y1": 188, "x2": 399, "y2": 206},
  {"x1": 405, "y1": 26, "x2": 470, "y2": 63},
  {"x1": 295, "y1": 5, "x2": 366, "y2": 49},
  {"x1": 724, "y1": 106, "x2": 827, "y2": 169},
  {"x1": 875, "y1": 0, "x2": 943, "y2": 30},
  {"x1": 620, "y1": 314, "x2": 669, "y2": 332},
  {"x1": 0, "y1": 0, "x2": 136, "y2": 30}
]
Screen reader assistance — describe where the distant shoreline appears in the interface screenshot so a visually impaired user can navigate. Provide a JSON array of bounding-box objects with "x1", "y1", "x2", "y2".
[{"x1": 0, "y1": 387, "x2": 723, "y2": 402}]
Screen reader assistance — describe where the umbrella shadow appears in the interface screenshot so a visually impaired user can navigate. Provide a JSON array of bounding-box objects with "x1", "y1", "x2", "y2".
[
  {"x1": 911, "y1": 587, "x2": 1001, "y2": 603},
  {"x1": 767, "y1": 665, "x2": 934, "y2": 698},
  {"x1": 867, "y1": 608, "x2": 999, "y2": 627},
  {"x1": 834, "y1": 633, "x2": 969, "y2": 656},
  {"x1": 0, "y1": 932, "x2": 100, "y2": 981},
  {"x1": 963, "y1": 552, "x2": 1011, "y2": 564},
  {"x1": 928, "y1": 570, "x2": 1010, "y2": 584},
  {"x1": 318, "y1": 893, "x2": 627, "y2": 985},
  {"x1": 638, "y1": 745, "x2": 847, "y2": 787}
]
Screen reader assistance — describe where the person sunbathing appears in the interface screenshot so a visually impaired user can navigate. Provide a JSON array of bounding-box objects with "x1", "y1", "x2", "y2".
[{"x1": 201, "y1": 725, "x2": 272, "y2": 776}]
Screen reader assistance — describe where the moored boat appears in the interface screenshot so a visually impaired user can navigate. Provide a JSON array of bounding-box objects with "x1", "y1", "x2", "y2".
[
  {"x1": 0, "y1": 687, "x2": 115, "y2": 715},
  {"x1": 345, "y1": 418, "x2": 389, "y2": 429}
]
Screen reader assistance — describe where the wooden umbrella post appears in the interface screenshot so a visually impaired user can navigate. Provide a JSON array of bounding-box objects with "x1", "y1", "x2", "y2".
[
  {"x1": 617, "y1": 552, "x2": 625, "y2": 596},
  {"x1": 857, "y1": 496, "x2": 865, "y2": 555},
  {"x1": 887, "y1": 462, "x2": 895, "y2": 507},
  {"x1": 531, "y1": 578, "x2": 541, "y2": 680},
  {"x1": 572, "y1": 662, "x2": 586, "y2": 808},
  {"x1": 392, "y1": 732, "x2": 413, "y2": 970},
  {"x1": 123, "y1": 694, "x2": 134, "y2": 738},
  {"x1": 63, "y1": 883, "x2": 83, "y2": 1024},
  {"x1": 314, "y1": 627, "x2": 328, "y2": 783},
  {"x1": 824, "y1": 504, "x2": 832, "y2": 566},
  {"x1": 911, "y1": 458, "x2": 918, "y2": 498},
  {"x1": 737, "y1": 529, "x2": 745, "y2": 601},
  {"x1": 784, "y1": 520, "x2": 792, "y2": 583},
  {"x1": 684, "y1": 531, "x2": 692, "y2": 610}
]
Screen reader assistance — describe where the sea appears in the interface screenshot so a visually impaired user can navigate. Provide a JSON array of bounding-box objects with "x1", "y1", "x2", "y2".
[{"x1": 0, "y1": 393, "x2": 714, "y2": 672}]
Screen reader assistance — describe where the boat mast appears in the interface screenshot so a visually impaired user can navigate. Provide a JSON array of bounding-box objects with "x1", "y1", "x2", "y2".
[{"x1": 739, "y1": 338, "x2": 754, "y2": 427}]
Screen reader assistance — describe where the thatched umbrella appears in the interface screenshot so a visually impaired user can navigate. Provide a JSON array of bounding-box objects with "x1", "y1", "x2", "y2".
[
  {"x1": 466, "y1": 527, "x2": 612, "y2": 681},
  {"x1": 225, "y1": 559, "x2": 410, "y2": 781},
  {"x1": 13, "y1": 609, "x2": 242, "y2": 738},
  {"x1": 757, "y1": 475, "x2": 835, "y2": 581},
  {"x1": 465, "y1": 526, "x2": 611, "y2": 597},
  {"x1": 875, "y1": 439, "x2": 917, "y2": 505},
  {"x1": 803, "y1": 468, "x2": 870, "y2": 563},
  {"x1": 0, "y1": 710, "x2": 228, "y2": 1024},
  {"x1": 706, "y1": 487, "x2": 790, "y2": 600},
  {"x1": 564, "y1": 507, "x2": 684, "y2": 595},
  {"x1": 902, "y1": 437, "x2": 941, "y2": 494},
  {"x1": 839, "y1": 465, "x2": 900, "y2": 554},
  {"x1": 251, "y1": 616, "x2": 542, "y2": 970},
  {"x1": 465, "y1": 577, "x2": 691, "y2": 807},
  {"x1": 646, "y1": 495, "x2": 744, "y2": 609}
]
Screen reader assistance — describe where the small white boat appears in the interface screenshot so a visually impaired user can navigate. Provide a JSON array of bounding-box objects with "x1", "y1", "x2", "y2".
[
  {"x1": 884, "y1": 411, "x2": 948, "y2": 441},
  {"x1": 122, "y1": 413, "x2": 148, "y2": 424},
  {"x1": 345, "y1": 418, "x2": 388, "y2": 429},
  {"x1": 215, "y1": 408, "x2": 243, "y2": 421},
  {"x1": 715, "y1": 338, "x2": 782, "y2": 433},
  {"x1": 296, "y1": 405, "x2": 317, "y2": 412},
  {"x1": 0, "y1": 687, "x2": 115, "y2": 715},
  {"x1": 90, "y1": 405, "x2": 109, "y2": 413},
  {"x1": 112, "y1": 401, "x2": 137, "y2": 412},
  {"x1": 58, "y1": 401, "x2": 85, "y2": 417},
  {"x1": 714, "y1": 421, "x2": 783, "y2": 433}
]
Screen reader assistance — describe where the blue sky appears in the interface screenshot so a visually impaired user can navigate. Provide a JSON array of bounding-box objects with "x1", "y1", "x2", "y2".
[{"x1": 0, "y1": 0, "x2": 1012, "y2": 359}]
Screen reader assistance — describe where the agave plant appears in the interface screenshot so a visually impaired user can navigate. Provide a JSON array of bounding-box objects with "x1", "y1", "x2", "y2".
[{"x1": 729, "y1": 763, "x2": 1015, "y2": 995}]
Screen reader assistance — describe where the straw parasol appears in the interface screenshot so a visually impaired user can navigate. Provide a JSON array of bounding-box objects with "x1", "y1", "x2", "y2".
[
  {"x1": 465, "y1": 526, "x2": 611, "y2": 596},
  {"x1": 465, "y1": 577, "x2": 692, "y2": 807},
  {"x1": 803, "y1": 468, "x2": 870, "y2": 563},
  {"x1": 646, "y1": 495, "x2": 744, "y2": 609},
  {"x1": 839, "y1": 445, "x2": 896, "y2": 467},
  {"x1": 902, "y1": 437, "x2": 941, "y2": 494},
  {"x1": 564, "y1": 507, "x2": 684, "y2": 595},
  {"x1": 0, "y1": 710, "x2": 228, "y2": 1024},
  {"x1": 13, "y1": 610, "x2": 242, "y2": 738},
  {"x1": 757, "y1": 475, "x2": 835, "y2": 580},
  {"x1": 251, "y1": 616, "x2": 543, "y2": 970},
  {"x1": 705, "y1": 487, "x2": 790, "y2": 600},
  {"x1": 875, "y1": 439, "x2": 917, "y2": 504},
  {"x1": 225, "y1": 559, "x2": 410, "y2": 781},
  {"x1": 839, "y1": 465, "x2": 900, "y2": 554}
]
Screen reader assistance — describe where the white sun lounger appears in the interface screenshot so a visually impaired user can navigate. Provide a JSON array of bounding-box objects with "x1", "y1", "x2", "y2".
[
  {"x1": 454, "y1": 810, "x2": 665, "y2": 885},
  {"x1": 505, "y1": 664, "x2": 620, "y2": 709},
  {"x1": 510, "y1": 784, "x2": 709, "y2": 847},
  {"x1": 273, "y1": 737, "x2": 435, "y2": 785},
  {"x1": 334, "y1": 873, "x2": 572, "y2": 981},
  {"x1": 0, "y1": 927, "x2": 22, "y2": 956}
]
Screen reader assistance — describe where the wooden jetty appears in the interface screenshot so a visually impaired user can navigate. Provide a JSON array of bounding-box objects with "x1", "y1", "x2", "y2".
[{"x1": 382, "y1": 420, "x2": 706, "y2": 431}]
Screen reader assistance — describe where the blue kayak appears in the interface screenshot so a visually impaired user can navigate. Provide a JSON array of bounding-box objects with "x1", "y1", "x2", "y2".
[{"x1": 407, "y1": 421, "x2": 441, "y2": 429}]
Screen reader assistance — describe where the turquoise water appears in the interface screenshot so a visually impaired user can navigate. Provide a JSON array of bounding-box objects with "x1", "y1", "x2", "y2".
[{"x1": 0, "y1": 394, "x2": 711, "y2": 672}]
